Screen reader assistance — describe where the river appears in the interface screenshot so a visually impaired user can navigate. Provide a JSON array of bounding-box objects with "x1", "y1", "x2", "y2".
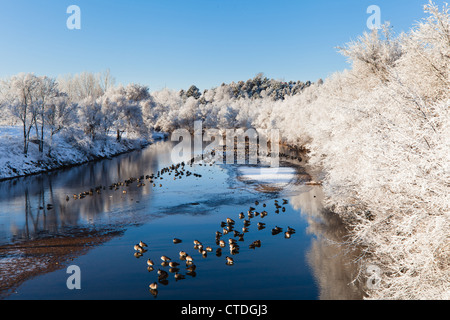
[{"x1": 0, "y1": 140, "x2": 364, "y2": 300}]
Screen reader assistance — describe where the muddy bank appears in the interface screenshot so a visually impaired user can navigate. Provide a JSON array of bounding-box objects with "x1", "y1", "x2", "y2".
[{"x1": 0, "y1": 227, "x2": 125, "y2": 299}]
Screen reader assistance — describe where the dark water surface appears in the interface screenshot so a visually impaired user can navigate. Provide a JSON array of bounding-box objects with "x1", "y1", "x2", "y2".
[{"x1": 0, "y1": 141, "x2": 363, "y2": 300}]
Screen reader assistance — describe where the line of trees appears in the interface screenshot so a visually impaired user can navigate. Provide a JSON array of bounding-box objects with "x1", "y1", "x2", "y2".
[
  {"x1": 0, "y1": 70, "x2": 312, "y2": 157},
  {"x1": 0, "y1": 70, "x2": 156, "y2": 157}
]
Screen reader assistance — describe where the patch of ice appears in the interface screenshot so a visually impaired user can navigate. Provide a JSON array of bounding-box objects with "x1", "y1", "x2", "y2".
[{"x1": 237, "y1": 166, "x2": 296, "y2": 184}]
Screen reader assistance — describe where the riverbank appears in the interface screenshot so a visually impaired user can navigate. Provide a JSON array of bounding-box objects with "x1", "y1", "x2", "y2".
[
  {"x1": 0, "y1": 226, "x2": 126, "y2": 299},
  {"x1": 0, "y1": 126, "x2": 168, "y2": 181}
]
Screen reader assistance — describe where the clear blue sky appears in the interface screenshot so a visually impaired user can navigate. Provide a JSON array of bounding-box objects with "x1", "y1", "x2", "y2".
[{"x1": 0, "y1": 0, "x2": 437, "y2": 91}]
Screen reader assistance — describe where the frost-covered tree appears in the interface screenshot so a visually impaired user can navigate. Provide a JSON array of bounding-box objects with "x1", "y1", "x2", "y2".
[
  {"x1": 185, "y1": 85, "x2": 201, "y2": 99},
  {"x1": 77, "y1": 98, "x2": 103, "y2": 141},
  {"x1": 99, "y1": 86, "x2": 147, "y2": 141},
  {"x1": 34, "y1": 76, "x2": 59, "y2": 153},
  {"x1": 125, "y1": 83, "x2": 150, "y2": 102},
  {"x1": 1, "y1": 73, "x2": 40, "y2": 155},
  {"x1": 58, "y1": 71, "x2": 106, "y2": 102},
  {"x1": 44, "y1": 93, "x2": 75, "y2": 156},
  {"x1": 337, "y1": 23, "x2": 402, "y2": 85}
]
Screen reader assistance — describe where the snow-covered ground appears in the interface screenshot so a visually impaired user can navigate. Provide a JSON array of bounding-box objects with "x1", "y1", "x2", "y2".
[{"x1": 0, "y1": 126, "x2": 166, "y2": 180}]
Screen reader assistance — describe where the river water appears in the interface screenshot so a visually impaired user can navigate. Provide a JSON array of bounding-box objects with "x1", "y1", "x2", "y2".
[{"x1": 0, "y1": 140, "x2": 363, "y2": 300}]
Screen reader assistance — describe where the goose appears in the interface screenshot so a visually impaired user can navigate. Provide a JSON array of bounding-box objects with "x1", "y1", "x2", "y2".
[
  {"x1": 179, "y1": 251, "x2": 187, "y2": 258},
  {"x1": 216, "y1": 248, "x2": 222, "y2": 256},
  {"x1": 229, "y1": 243, "x2": 239, "y2": 250},
  {"x1": 186, "y1": 270, "x2": 197, "y2": 278},
  {"x1": 205, "y1": 246, "x2": 213, "y2": 252},
  {"x1": 149, "y1": 282, "x2": 158, "y2": 290},
  {"x1": 239, "y1": 212, "x2": 245, "y2": 219},
  {"x1": 253, "y1": 240, "x2": 261, "y2": 247},
  {"x1": 157, "y1": 269, "x2": 168, "y2": 278},
  {"x1": 226, "y1": 218, "x2": 235, "y2": 225},
  {"x1": 193, "y1": 240, "x2": 202, "y2": 246},
  {"x1": 169, "y1": 261, "x2": 180, "y2": 268},
  {"x1": 175, "y1": 273, "x2": 185, "y2": 281},
  {"x1": 139, "y1": 241, "x2": 148, "y2": 248},
  {"x1": 134, "y1": 244, "x2": 142, "y2": 251},
  {"x1": 285, "y1": 232, "x2": 292, "y2": 239},
  {"x1": 185, "y1": 255, "x2": 194, "y2": 263},
  {"x1": 186, "y1": 264, "x2": 197, "y2": 272},
  {"x1": 272, "y1": 226, "x2": 283, "y2": 235},
  {"x1": 219, "y1": 240, "x2": 226, "y2": 247},
  {"x1": 287, "y1": 226, "x2": 296, "y2": 233},
  {"x1": 226, "y1": 256, "x2": 234, "y2": 265},
  {"x1": 147, "y1": 259, "x2": 155, "y2": 266},
  {"x1": 173, "y1": 238, "x2": 182, "y2": 244},
  {"x1": 161, "y1": 255, "x2": 171, "y2": 262}
]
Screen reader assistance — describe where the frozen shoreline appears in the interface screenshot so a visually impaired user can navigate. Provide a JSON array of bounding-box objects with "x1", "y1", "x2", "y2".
[{"x1": 0, "y1": 125, "x2": 168, "y2": 181}]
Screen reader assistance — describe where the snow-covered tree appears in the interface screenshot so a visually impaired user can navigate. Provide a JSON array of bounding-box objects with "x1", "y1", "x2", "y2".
[{"x1": 1, "y1": 73, "x2": 40, "y2": 155}]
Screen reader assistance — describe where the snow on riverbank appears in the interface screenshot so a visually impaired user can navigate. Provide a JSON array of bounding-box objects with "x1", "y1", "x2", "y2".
[{"x1": 0, "y1": 126, "x2": 167, "y2": 180}]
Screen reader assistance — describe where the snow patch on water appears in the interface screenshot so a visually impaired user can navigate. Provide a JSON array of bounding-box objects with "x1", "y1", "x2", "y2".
[{"x1": 237, "y1": 166, "x2": 296, "y2": 184}]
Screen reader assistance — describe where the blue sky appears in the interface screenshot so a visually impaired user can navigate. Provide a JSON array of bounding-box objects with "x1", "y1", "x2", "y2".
[{"x1": 0, "y1": 0, "x2": 436, "y2": 91}]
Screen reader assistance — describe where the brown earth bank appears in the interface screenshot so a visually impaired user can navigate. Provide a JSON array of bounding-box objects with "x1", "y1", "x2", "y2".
[{"x1": 0, "y1": 227, "x2": 125, "y2": 299}]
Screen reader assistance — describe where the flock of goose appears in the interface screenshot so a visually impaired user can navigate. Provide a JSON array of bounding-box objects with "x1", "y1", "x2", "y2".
[
  {"x1": 66, "y1": 149, "x2": 301, "y2": 203},
  {"x1": 67, "y1": 160, "x2": 203, "y2": 202},
  {"x1": 62, "y1": 147, "x2": 303, "y2": 298},
  {"x1": 133, "y1": 198, "x2": 296, "y2": 298}
]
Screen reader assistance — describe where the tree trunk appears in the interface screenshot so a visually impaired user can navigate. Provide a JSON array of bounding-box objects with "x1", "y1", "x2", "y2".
[
  {"x1": 23, "y1": 122, "x2": 28, "y2": 155},
  {"x1": 40, "y1": 119, "x2": 44, "y2": 153}
]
